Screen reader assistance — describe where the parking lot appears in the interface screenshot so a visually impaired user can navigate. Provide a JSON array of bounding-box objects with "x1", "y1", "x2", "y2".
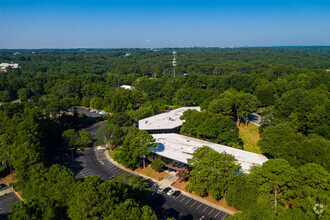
[
  {"x1": 0, "y1": 184, "x2": 20, "y2": 220},
  {"x1": 62, "y1": 148, "x2": 229, "y2": 219},
  {"x1": 68, "y1": 107, "x2": 107, "y2": 118},
  {"x1": 146, "y1": 181, "x2": 229, "y2": 220}
]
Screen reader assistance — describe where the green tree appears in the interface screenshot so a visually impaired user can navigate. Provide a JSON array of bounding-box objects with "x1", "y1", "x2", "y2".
[
  {"x1": 109, "y1": 199, "x2": 157, "y2": 220},
  {"x1": 226, "y1": 174, "x2": 258, "y2": 210},
  {"x1": 150, "y1": 159, "x2": 163, "y2": 172},
  {"x1": 255, "y1": 159, "x2": 297, "y2": 209},
  {"x1": 115, "y1": 130, "x2": 156, "y2": 169},
  {"x1": 95, "y1": 123, "x2": 123, "y2": 150},
  {"x1": 259, "y1": 123, "x2": 329, "y2": 169},
  {"x1": 292, "y1": 163, "x2": 329, "y2": 218},
  {"x1": 186, "y1": 146, "x2": 241, "y2": 200},
  {"x1": 235, "y1": 92, "x2": 258, "y2": 126},
  {"x1": 62, "y1": 129, "x2": 92, "y2": 149},
  {"x1": 208, "y1": 98, "x2": 233, "y2": 116},
  {"x1": 181, "y1": 111, "x2": 242, "y2": 146}
]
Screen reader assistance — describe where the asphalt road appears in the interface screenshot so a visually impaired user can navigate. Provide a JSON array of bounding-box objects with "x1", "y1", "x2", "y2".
[
  {"x1": 61, "y1": 148, "x2": 229, "y2": 220},
  {"x1": 57, "y1": 118, "x2": 230, "y2": 219},
  {"x1": 0, "y1": 185, "x2": 20, "y2": 220}
]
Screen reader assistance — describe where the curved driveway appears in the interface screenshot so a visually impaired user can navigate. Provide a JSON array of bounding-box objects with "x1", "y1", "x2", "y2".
[{"x1": 62, "y1": 121, "x2": 230, "y2": 220}]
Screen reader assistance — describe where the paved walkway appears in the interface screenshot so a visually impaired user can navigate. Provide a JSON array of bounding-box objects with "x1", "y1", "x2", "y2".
[
  {"x1": 158, "y1": 171, "x2": 178, "y2": 188},
  {"x1": 104, "y1": 150, "x2": 236, "y2": 216}
]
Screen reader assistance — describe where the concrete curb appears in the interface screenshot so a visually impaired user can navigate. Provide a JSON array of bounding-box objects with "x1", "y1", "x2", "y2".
[
  {"x1": 103, "y1": 149, "x2": 162, "y2": 185},
  {"x1": 103, "y1": 150, "x2": 236, "y2": 216},
  {"x1": 11, "y1": 187, "x2": 24, "y2": 201}
]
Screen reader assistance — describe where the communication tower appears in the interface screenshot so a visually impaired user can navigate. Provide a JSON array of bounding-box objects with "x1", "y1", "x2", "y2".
[{"x1": 172, "y1": 51, "x2": 177, "y2": 77}]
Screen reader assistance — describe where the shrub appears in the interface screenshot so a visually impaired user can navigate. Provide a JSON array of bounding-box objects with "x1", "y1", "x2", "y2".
[{"x1": 150, "y1": 159, "x2": 163, "y2": 172}]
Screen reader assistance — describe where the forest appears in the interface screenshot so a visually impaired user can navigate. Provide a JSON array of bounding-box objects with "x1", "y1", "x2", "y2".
[{"x1": 0, "y1": 47, "x2": 329, "y2": 219}]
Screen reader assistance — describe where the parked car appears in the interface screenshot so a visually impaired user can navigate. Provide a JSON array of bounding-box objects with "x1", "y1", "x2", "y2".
[
  {"x1": 167, "y1": 188, "x2": 175, "y2": 196},
  {"x1": 0, "y1": 183, "x2": 6, "y2": 190},
  {"x1": 156, "y1": 210, "x2": 166, "y2": 218},
  {"x1": 150, "y1": 184, "x2": 159, "y2": 192},
  {"x1": 171, "y1": 190, "x2": 181, "y2": 198},
  {"x1": 145, "y1": 179, "x2": 154, "y2": 187},
  {"x1": 162, "y1": 187, "x2": 171, "y2": 194}
]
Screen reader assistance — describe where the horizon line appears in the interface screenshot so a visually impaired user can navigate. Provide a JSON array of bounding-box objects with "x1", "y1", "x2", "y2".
[{"x1": 0, "y1": 45, "x2": 329, "y2": 50}]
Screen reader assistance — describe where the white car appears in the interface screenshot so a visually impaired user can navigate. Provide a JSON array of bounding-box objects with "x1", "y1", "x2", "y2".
[{"x1": 167, "y1": 189, "x2": 175, "y2": 196}]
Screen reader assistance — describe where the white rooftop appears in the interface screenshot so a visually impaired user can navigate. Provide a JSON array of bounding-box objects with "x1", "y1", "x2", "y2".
[
  {"x1": 152, "y1": 133, "x2": 268, "y2": 173},
  {"x1": 120, "y1": 85, "x2": 134, "y2": 90},
  {"x1": 139, "y1": 107, "x2": 201, "y2": 130},
  {"x1": 0, "y1": 63, "x2": 19, "y2": 70}
]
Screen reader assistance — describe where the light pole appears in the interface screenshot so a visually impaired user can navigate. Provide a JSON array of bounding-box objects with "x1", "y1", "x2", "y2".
[{"x1": 172, "y1": 51, "x2": 177, "y2": 77}]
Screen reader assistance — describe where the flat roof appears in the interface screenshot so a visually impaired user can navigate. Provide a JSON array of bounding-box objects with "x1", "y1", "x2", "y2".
[
  {"x1": 138, "y1": 107, "x2": 200, "y2": 130},
  {"x1": 152, "y1": 133, "x2": 268, "y2": 173}
]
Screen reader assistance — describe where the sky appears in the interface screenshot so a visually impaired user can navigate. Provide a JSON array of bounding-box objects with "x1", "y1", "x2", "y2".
[{"x1": 0, "y1": 0, "x2": 329, "y2": 48}]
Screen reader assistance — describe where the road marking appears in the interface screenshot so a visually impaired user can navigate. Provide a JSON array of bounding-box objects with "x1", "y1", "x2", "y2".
[
  {"x1": 185, "y1": 198, "x2": 192, "y2": 205},
  {"x1": 214, "y1": 211, "x2": 221, "y2": 218},
  {"x1": 175, "y1": 195, "x2": 182, "y2": 200},
  {"x1": 79, "y1": 172, "x2": 86, "y2": 177},
  {"x1": 180, "y1": 197, "x2": 186, "y2": 202},
  {"x1": 221, "y1": 214, "x2": 227, "y2": 220},
  {"x1": 191, "y1": 200, "x2": 197, "y2": 207},
  {"x1": 196, "y1": 203, "x2": 203, "y2": 210},
  {"x1": 208, "y1": 208, "x2": 214, "y2": 215},
  {"x1": 202, "y1": 206, "x2": 208, "y2": 213}
]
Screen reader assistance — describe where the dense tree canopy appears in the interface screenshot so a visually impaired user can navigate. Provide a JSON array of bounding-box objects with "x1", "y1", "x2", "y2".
[
  {"x1": 0, "y1": 47, "x2": 329, "y2": 219},
  {"x1": 181, "y1": 110, "x2": 242, "y2": 147}
]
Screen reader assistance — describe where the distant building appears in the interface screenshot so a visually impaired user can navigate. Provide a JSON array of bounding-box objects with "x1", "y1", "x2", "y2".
[
  {"x1": 138, "y1": 107, "x2": 200, "y2": 134},
  {"x1": 0, "y1": 63, "x2": 19, "y2": 72},
  {"x1": 120, "y1": 85, "x2": 135, "y2": 90}
]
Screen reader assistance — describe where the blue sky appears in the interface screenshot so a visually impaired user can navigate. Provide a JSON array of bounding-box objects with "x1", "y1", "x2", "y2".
[{"x1": 0, "y1": 0, "x2": 329, "y2": 48}]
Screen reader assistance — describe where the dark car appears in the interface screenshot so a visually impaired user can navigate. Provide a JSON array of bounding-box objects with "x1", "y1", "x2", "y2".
[
  {"x1": 145, "y1": 179, "x2": 154, "y2": 187},
  {"x1": 156, "y1": 209, "x2": 166, "y2": 218},
  {"x1": 0, "y1": 183, "x2": 7, "y2": 190},
  {"x1": 162, "y1": 187, "x2": 171, "y2": 194},
  {"x1": 171, "y1": 190, "x2": 181, "y2": 198}
]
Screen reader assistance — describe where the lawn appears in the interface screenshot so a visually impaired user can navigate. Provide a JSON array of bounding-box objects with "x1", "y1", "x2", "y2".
[{"x1": 238, "y1": 123, "x2": 261, "y2": 154}]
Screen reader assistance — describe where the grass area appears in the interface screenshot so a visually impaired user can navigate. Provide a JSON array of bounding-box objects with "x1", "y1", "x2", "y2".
[
  {"x1": 135, "y1": 166, "x2": 168, "y2": 181},
  {"x1": 238, "y1": 123, "x2": 262, "y2": 154}
]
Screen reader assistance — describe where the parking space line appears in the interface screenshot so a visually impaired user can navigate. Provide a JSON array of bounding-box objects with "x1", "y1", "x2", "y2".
[
  {"x1": 202, "y1": 206, "x2": 208, "y2": 213},
  {"x1": 79, "y1": 172, "x2": 86, "y2": 177},
  {"x1": 208, "y1": 208, "x2": 214, "y2": 215},
  {"x1": 196, "y1": 203, "x2": 203, "y2": 210},
  {"x1": 185, "y1": 198, "x2": 192, "y2": 205},
  {"x1": 191, "y1": 200, "x2": 197, "y2": 207},
  {"x1": 113, "y1": 171, "x2": 123, "y2": 176},
  {"x1": 214, "y1": 211, "x2": 221, "y2": 218},
  {"x1": 174, "y1": 194, "x2": 182, "y2": 200},
  {"x1": 180, "y1": 197, "x2": 186, "y2": 202},
  {"x1": 221, "y1": 214, "x2": 227, "y2": 220}
]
